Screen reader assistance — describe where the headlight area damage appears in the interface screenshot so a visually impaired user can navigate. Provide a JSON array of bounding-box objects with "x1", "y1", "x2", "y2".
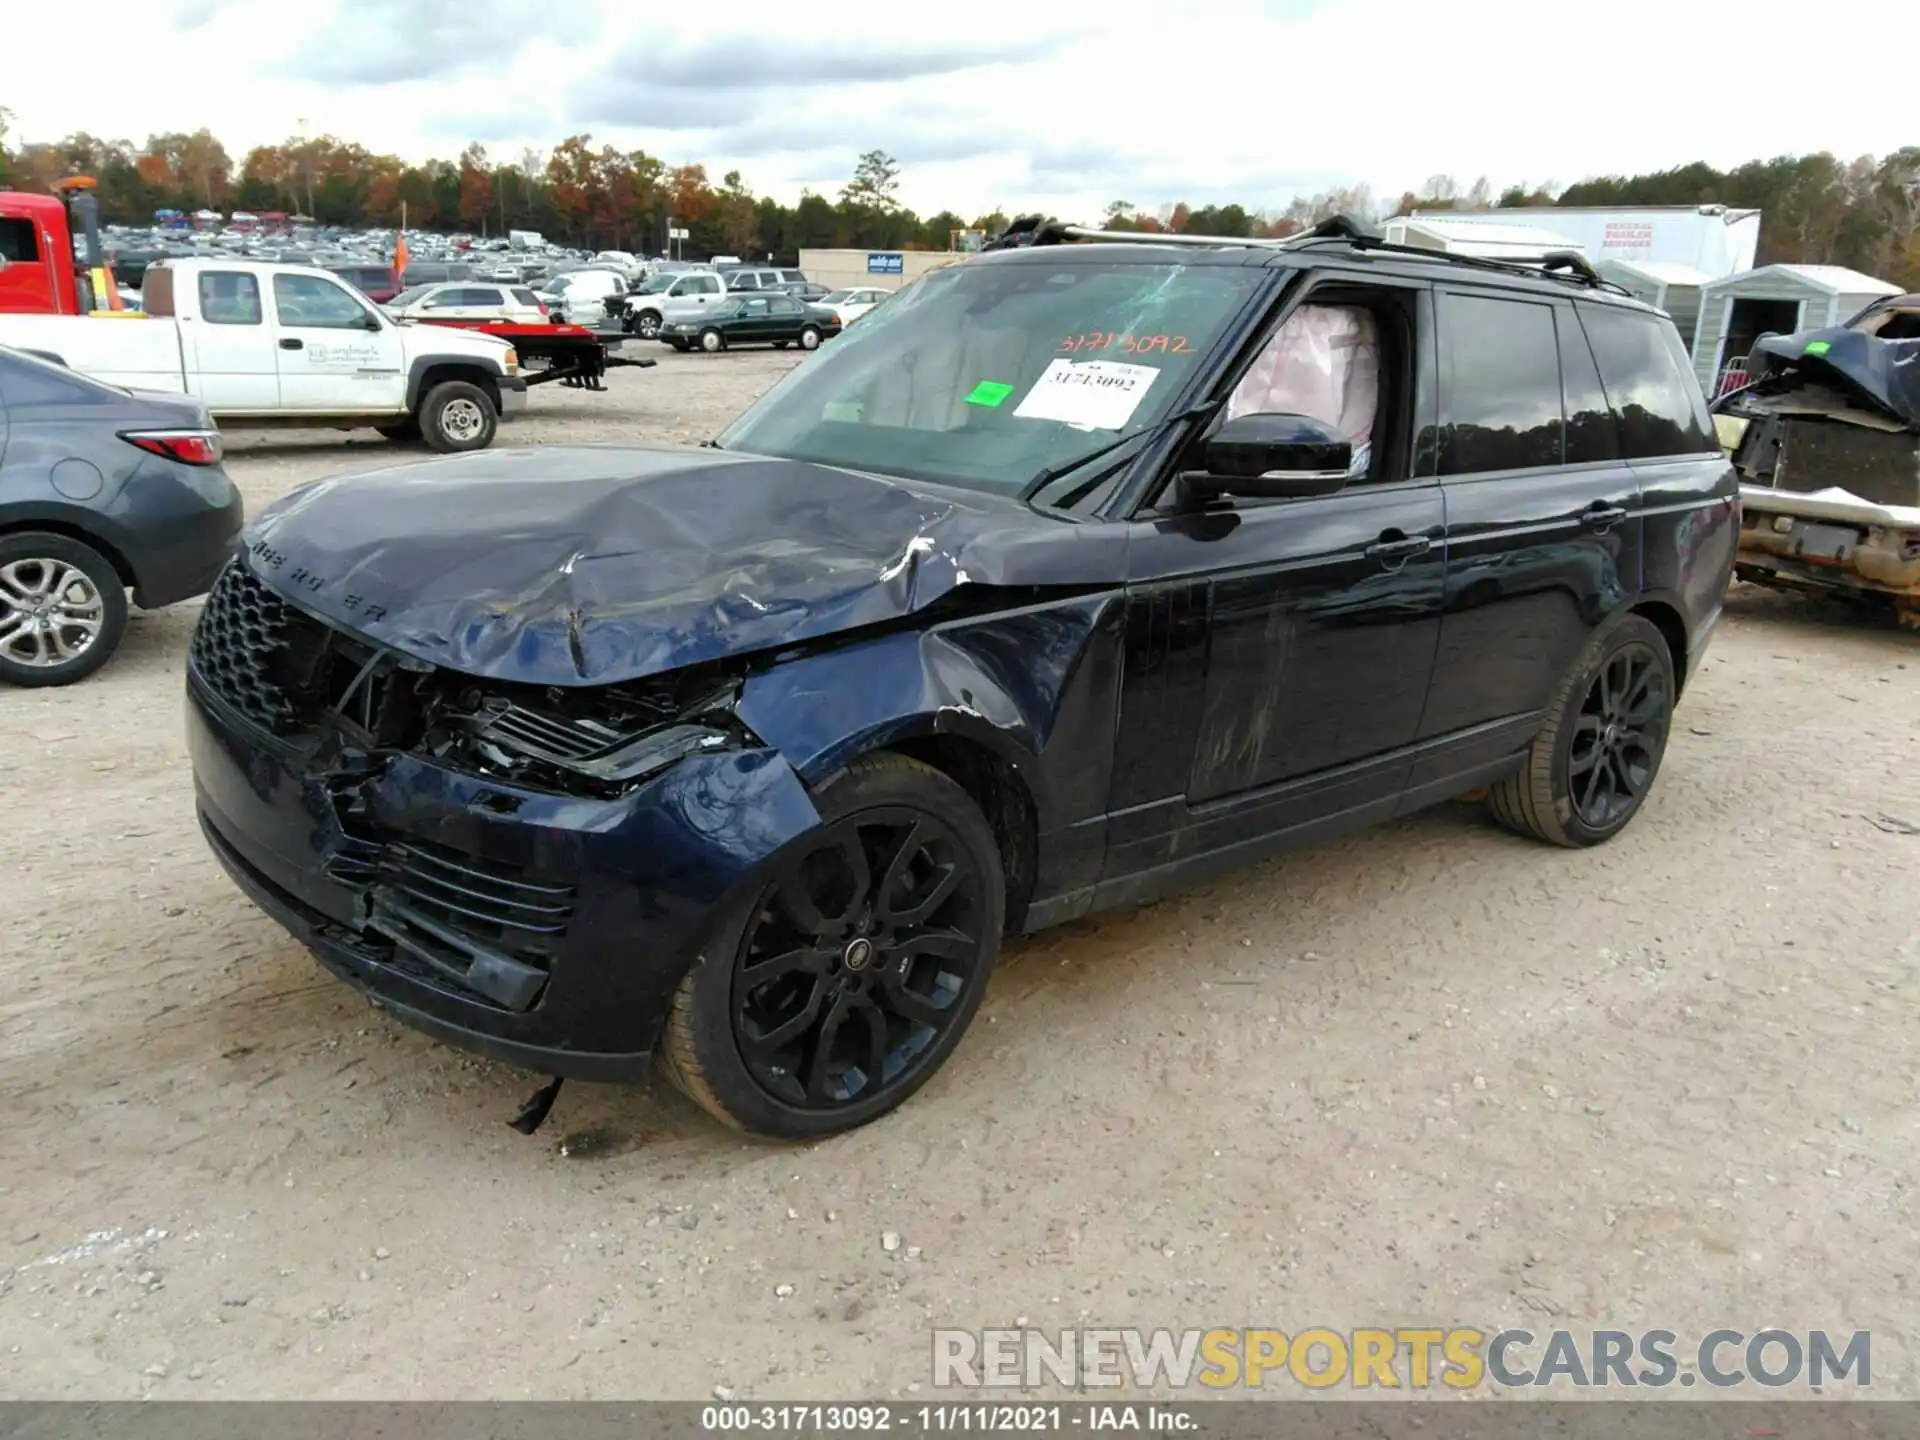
[
  {"x1": 423, "y1": 666, "x2": 756, "y2": 799},
  {"x1": 187, "y1": 566, "x2": 828, "y2": 1101},
  {"x1": 1715, "y1": 317, "x2": 1920, "y2": 625}
]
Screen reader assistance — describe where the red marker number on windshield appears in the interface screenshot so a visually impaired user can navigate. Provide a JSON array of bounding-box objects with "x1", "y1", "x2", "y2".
[{"x1": 1059, "y1": 332, "x2": 1191, "y2": 355}]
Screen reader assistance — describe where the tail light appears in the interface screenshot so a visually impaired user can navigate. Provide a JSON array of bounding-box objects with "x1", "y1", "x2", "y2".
[
  {"x1": 537, "y1": 301, "x2": 549, "y2": 317},
  {"x1": 122, "y1": 429, "x2": 224, "y2": 465}
]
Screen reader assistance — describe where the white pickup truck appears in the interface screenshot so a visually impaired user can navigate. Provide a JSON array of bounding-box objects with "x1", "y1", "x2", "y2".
[{"x1": 0, "y1": 259, "x2": 527, "y2": 451}]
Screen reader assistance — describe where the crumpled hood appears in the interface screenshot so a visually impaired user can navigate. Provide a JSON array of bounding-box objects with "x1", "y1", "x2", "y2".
[
  {"x1": 242, "y1": 445, "x2": 1115, "y2": 686},
  {"x1": 1742, "y1": 326, "x2": 1920, "y2": 430}
]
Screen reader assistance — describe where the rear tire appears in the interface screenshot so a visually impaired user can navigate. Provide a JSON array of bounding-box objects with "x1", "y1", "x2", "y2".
[
  {"x1": 798, "y1": 326, "x2": 821, "y2": 351},
  {"x1": 0, "y1": 531, "x2": 129, "y2": 688},
  {"x1": 659, "y1": 752, "x2": 1005, "y2": 1139},
  {"x1": 1487, "y1": 615, "x2": 1674, "y2": 847},
  {"x1": 420, "y1": 380, "x2": 496, "y2": 453},
  {"x1": 633, "y1": 310, "x2": 662, "y2": 339},
  {"x1": 376, "y1": 418, "x2": 421, "y2": 442}
]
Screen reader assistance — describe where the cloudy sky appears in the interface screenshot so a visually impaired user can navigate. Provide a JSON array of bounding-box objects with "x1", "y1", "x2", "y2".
[{"x1": 5, "y1": 0, "x2": 1910, "y2": 221}]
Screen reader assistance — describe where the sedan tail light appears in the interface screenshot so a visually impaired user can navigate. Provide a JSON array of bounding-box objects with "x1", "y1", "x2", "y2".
[{"x1": 122, "y1": 429, "x2": 225, "y2": 466}]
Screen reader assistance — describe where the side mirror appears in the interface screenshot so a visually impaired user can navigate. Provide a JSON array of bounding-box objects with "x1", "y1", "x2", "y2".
[
  {"x1": 363, "y1": 312, "x2": 383, "y2": 331},
  {"x1": 1183, "y1": 413, "x2": 1352, "y2": 503}
]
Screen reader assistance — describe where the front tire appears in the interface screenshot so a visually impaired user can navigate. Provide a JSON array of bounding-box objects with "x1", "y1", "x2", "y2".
[
  {"x1": 699, "y1": 328, "x2": 726, "y2": 353},
  {"x1": 660, "y1": 752, "x2": 1005, "y2": 1139},
  {"x1": 798, "y1": 326, "x2": 821, "y2": 351},
  {"x1": 0, "y1": 532, "x2": 129, "y2": 687},
  {"x1": 1488, "y1": 615, "x2": 1674, "y2": 847},
  {"x1": 420, "y1": 380, "x2": 496, "y2": 453}
]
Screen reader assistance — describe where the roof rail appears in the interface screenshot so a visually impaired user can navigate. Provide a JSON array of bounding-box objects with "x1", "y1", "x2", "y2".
[{"x1": 981, "y1": 213, "x2": 1630, "y2": 296}]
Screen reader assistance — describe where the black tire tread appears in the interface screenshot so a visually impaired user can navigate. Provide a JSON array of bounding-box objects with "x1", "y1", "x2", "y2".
[
  {"x1": 659, "y1": 751, "x2": 999, "y2": 1134},
  {"x1": 1487, "y1": 614, "x2": 1668, "y2": 848}
]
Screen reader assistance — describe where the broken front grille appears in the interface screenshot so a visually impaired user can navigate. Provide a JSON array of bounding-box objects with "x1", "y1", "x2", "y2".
[
  {"x1": 191, "y1": 562, "x2": 418, "y2": 745},
  {"x1": 325, "y1": 826, "x2": 578, "y2": 1011},
  {"x1": 190, "y1": 562, "x2": 321, "y2": 733}
]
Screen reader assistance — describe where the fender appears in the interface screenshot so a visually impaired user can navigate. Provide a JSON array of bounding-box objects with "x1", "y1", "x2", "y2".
[
  {"x1": 735, "y1": 591, "x2": 1126, "y2": 843},
  {"x1": 404, "y1": 351, "x2": 508, "y2": 411}
]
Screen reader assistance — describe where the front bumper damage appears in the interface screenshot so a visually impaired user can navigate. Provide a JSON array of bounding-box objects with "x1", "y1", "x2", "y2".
[{"x1": 185, "y1": 572, "x2": 823, "y2": 1081}]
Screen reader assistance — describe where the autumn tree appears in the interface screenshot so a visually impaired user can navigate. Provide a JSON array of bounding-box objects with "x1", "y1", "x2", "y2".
[
  {"x1": 545, "y1": 135, "x2": 597, "y2": 241},
  {"x1": 456, "y1": 144, "x2": 493, "y2": 232},
  {"x1": 841, "y1": 150, "x2": 901, "y2": 213},
  {"x1": 717, "y1": 170, "x2": 759, "y2": 256}
]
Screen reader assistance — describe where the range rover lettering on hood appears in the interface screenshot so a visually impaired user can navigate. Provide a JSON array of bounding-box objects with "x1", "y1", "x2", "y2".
[{"x1": 240, "y1": 446, "x2": 1123, "y2": 686}]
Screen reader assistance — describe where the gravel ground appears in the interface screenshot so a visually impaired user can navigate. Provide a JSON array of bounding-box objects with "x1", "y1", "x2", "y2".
[{"x1": 2, "y1": 352, "x2": 1917, "y2": 1400}]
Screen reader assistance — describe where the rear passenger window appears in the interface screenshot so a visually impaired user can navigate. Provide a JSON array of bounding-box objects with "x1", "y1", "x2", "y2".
[
  {"x1": 1437, "y1": 293, "x2": 1563, "y2": 474},
  {"x1": 512, "y1": 288, "x2": 541, "y2": 307},
  {"x1": 1558, "y1": 309, "x2": 1621, "y2": 465},
  {"x1": 1577, "y1": 305, "x2": 1718, "y2": 458}
]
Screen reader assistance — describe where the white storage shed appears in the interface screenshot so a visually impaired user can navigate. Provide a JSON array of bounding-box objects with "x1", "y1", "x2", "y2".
[
  {"x1": 1410, "y1": 205, "x2": 1759, "y2": 279},
  {"x1": 1691, "y1": 264, "x2": 1903, "y2": 398},
  {"x1": 1382, "y1": 217, "x2": 1589, "y2": 262}
]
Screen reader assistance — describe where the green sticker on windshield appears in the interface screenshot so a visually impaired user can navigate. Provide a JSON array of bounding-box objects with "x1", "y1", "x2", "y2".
[
  {"x1": 1804, "y1": 340, "x2": 1831, "y2": 356},
  {"x1": 965, "y1": 380, "x2": 1015, "y2": 408}
]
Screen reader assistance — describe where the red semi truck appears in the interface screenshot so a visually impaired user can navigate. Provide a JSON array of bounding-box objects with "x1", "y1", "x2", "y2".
[{"x1": 0, "y1": 179, "x2": 128, "y2": 317}]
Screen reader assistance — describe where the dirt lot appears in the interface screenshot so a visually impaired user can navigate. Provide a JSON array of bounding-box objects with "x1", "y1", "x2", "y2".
[{"x1": 2, "y1": 352, "x2": 1917, "y2": 1400}]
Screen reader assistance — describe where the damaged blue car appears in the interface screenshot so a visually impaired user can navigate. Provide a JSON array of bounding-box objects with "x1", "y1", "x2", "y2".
[{"x1": 188, "y1": 218, "x2": 1735, "y2": 1137}]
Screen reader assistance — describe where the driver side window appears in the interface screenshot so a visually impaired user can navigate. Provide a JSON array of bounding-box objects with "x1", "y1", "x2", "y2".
[{"x1": 1216, "y1": 287, "x2": 1415, "y2": 489}]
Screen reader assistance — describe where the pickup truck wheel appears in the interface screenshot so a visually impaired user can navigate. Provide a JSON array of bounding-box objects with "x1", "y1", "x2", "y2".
[
  {"x1": 0, "y1": 532, "x2": 129, "y2": 688},
  {"x1": 699, "y1": 329, "x2": 726, "y2": 353},
  {"x1": 376, "y1": 418, "x2": 421, "y2": 442},
  {"x1": 798, "y1": 326, "x2": 822, "y2": 351},
  {"x1": 420, "y1": 381, "x2": 496, "y2": 453},
  {"x1": 633, "y1": 310, "x2": 663, "y2": 339}
]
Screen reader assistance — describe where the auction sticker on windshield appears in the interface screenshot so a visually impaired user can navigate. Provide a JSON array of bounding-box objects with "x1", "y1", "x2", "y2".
[{"x1": 1013, "y1": 358, "x2": 1159, "y2": 430}]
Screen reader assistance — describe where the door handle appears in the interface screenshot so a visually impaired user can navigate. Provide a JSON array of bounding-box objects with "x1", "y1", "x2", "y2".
[
  {"x1": 279, "y1": 338, "x2": 303, "y2": 350},
  {"x1": 1365, "y1": 532, "x2": 1433, "y2": 563},
  {"x1": 1582, "y1": 502, "x2": 1628, "y2": 529}
]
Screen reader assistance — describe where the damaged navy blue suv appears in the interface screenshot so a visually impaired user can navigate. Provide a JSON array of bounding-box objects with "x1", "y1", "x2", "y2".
[{"x1": 187, "y1": 217, "x2": 1737, "y2": 1138}]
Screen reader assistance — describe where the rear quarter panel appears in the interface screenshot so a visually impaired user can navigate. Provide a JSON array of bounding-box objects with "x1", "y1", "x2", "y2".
[{"x1": 1637, "y1": 452, "x2": 1740, "y2": 681}]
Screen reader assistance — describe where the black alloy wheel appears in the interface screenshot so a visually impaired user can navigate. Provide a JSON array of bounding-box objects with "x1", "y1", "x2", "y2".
[
  {"x1": 732, "y1": 808, "x2": 986, "y2": 1108},
  {"x1": 660, "y1": 753, "x2": 1004, "y2": 1137},
  {"x1": 1567, "y1": 641, "x2": 1667, "y2": 830},
  {"x1": 1487, "y1": 614, "x2": 1675, "y2": 847}
]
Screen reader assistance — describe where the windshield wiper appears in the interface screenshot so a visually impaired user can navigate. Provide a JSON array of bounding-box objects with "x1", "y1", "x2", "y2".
[{"x1": 1020, "y1": 400, "x2": 1221, "y2": 505}]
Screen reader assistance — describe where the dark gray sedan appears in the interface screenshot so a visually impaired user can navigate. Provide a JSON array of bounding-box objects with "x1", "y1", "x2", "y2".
[{"x1": 0, "y1": 346, "x2": 243, "y2": 686}]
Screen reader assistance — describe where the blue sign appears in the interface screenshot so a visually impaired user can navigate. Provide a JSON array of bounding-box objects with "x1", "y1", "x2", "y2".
[{"x1": 867, "y1": 252, "x2": 904, "y2": 276}]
